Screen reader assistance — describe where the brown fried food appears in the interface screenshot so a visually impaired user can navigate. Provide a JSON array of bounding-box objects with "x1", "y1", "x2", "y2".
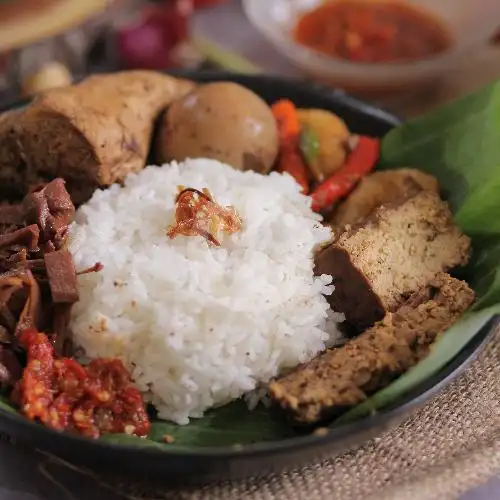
[
  {"x1": 269, "y1": 273, "x2": 475, "y2": 425},
  {"x1": 0, "y1": 71, "x2": 195, "y2": 205},
  {"x1": 315, "y1": 191, "x2": 470, "y2": 332},
  {"x1": 331, "y1": 168, "x2": 439, "y2": 228}
]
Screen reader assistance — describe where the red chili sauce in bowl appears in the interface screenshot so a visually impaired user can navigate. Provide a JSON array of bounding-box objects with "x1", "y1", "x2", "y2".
[{"x1": 293, "y1": 1, "x2": 453, "y2": 63}]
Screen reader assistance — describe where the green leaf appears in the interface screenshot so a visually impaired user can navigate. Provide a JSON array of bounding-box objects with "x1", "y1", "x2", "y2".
[
  {"x1": 379, "y1": 79, "x2": 500, "y2": 235},
  {"x1": 0, "y1": 394, "x2": 17, "y2": 414},
  {"x1": 464, "y1": 236, "x2": 500, "y2": 309},
  {"x1": 100, "y1": 433, "x2": 166, "y2": 449},
  {"x1": 101, "y1": 400, "x2": 295, "y2": 449},
  {"x1": 150, "y1": 401, "x2": 294, "y2": 447}
]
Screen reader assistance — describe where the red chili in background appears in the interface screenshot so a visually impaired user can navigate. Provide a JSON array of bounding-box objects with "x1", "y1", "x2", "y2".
[{"x1": 310, "y1": 136, "x2": 380, "y2": 212}]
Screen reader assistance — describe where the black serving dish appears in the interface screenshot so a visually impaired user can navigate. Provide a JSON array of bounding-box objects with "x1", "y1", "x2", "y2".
[{"x1": 0, "y1": 71, "x2": 495, "y2": 484}]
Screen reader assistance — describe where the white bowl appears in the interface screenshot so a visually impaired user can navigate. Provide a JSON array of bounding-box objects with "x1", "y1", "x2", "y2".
[{"x1": 242, "y1": 0, "x2": 500, "y2": 92}]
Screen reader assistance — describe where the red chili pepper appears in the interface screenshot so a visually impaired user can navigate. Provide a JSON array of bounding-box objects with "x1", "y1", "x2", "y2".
[
  {"x1": 85, "y1": 358, "x2": 151, "y2": 437},
  {"x1": 271, "y1": 99, "x2": 310, "y2": 193},
  {"x1": 310, "y1": 135, "x2": 380, "y2": 212},
  {"x1": 17, "y1": 330, "x2": 54, "y2": 423}
]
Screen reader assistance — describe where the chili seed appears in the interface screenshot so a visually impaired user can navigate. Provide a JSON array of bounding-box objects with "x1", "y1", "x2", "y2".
[{"x1": 124, "y1": 425, "x2": 136, "y2": 435}]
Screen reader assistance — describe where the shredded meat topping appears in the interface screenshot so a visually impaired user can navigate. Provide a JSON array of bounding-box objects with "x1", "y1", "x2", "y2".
[{"x1": 167, "y1": 187, "x2": 242, "y2": 246}]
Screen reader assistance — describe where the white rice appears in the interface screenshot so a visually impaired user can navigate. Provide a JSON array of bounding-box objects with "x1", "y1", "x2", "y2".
[{"x1": 69, "y1": 158, "x2": 343, "y2": 424}]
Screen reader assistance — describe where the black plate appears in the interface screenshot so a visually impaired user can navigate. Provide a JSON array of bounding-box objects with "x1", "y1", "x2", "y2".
[{"x1": 0, "y1": 71, "x2": 494, "y2": 485}]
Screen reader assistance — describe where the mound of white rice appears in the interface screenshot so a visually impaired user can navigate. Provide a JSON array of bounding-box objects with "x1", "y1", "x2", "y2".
[{"x1": 69, "y1": 158, "x2": 343, "y2": 424}]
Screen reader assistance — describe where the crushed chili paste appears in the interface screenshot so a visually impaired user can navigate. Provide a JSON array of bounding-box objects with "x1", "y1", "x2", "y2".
[
  {"x1": 293, "y1": 1, "x2": 452, "y2": 63},
  {"x1": 13, "y1": 329, "x2": 150, "y2": 438},
  {"x1": 167, "y1": 187, "x2": 242, "y2": 246}
]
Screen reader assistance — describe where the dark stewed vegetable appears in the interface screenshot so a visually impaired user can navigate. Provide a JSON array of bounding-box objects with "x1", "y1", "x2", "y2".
[{"x1": 0, "y1": 179, "x2": 86, "y2": 380}]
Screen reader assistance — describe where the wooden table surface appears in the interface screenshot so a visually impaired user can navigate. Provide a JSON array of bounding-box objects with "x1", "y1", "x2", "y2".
[{"x1": 0, "y1": 1, "x2": 499, "y2": 499}]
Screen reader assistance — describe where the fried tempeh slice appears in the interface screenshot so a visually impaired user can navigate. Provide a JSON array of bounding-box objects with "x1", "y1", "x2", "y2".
[
  {"x1": 331, "y1": 168, "x2": 440, "y2": 228},
  {"x1": 315, "y1": 191, "x2": 471, "y2": 332},
  {"x1": 269, "y1": 273, "x2": 475, "y2": 425}
]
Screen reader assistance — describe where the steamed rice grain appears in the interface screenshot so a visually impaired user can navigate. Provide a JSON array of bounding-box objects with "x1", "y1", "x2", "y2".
[{"x1": 69, "y1": 159, "x2": 342, "y2": 424}]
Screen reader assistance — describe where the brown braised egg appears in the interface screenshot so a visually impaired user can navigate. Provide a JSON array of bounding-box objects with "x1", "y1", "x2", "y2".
[{"x1": 156, "y1": 81, "x2": 279, "y2": 174}]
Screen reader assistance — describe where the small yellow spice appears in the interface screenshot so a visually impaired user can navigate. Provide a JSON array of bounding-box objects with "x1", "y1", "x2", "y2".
[
  {"x1": 97, "y1": 390, "x2": 111, "y2": 403},
  {"x1": 124, "y1": 425, "x2": 136, "y2": 435},
  {"x1": 73, "y1": 409, "x2": 85, "y2": 422}
]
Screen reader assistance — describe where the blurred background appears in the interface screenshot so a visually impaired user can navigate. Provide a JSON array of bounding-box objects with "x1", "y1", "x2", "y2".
[{"x1": 2, "y1": 0, "x2": 500, "y2": 116}]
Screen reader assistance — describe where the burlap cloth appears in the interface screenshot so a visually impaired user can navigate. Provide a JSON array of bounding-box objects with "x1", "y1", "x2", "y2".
[{"x1": 10, "y1": 324, "x2": 495, "y2": 500}]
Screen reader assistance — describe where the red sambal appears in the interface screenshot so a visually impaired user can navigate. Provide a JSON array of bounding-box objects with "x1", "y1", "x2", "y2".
[
  {"x1": 13, "y1": 329, "x2": 150, "y2": 439},
  {"x1": 293, "y1": 1, "x2": 453, "y2": 63}
]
